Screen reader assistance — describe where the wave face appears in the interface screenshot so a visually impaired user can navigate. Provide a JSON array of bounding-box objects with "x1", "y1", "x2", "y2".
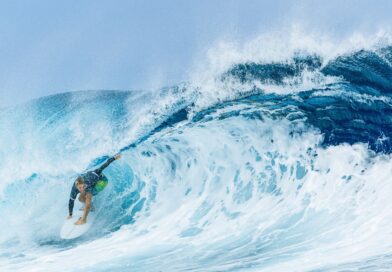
[{"x1": 1, "y1": 44, "x2": 392, "y2": 271}]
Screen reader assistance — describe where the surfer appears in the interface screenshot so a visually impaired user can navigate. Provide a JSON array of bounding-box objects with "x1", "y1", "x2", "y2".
[{"x1": 67, "y1": 154, "x2": 121, "y2": 225}]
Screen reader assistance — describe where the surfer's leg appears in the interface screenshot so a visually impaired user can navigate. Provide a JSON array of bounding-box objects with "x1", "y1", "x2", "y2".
[{"x1": 90, "y1": 197, "x2": 96, "y2": 212}]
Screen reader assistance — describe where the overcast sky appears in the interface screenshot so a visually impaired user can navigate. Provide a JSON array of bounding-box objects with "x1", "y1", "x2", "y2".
[{"x1": 0, "y1": 0, "x2": 391, "y2": 108}]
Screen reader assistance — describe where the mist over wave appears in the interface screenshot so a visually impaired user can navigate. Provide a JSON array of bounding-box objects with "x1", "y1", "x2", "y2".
[{"x1": 1, "y1": 33, "x2": 392, "y2": 271}]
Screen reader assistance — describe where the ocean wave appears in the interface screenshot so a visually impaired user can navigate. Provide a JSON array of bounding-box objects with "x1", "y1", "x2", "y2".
[{"x1": 1, "y1": 38, "x2": 392, "y2": 271}]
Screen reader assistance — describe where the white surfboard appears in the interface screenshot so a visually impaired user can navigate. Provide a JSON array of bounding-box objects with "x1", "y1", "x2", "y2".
[{"x1": 60, "y1": 204, "x2": 96, "y2": 239}]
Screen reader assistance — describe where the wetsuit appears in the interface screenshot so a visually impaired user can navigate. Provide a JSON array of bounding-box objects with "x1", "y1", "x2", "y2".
[{"x1": 68, "y1": 157, "x2": 116, "y2": 216}]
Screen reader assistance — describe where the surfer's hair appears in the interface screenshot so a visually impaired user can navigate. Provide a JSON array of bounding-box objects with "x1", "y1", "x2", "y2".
[{"x1": 75, "y1": 176, "x2": 85, "y2": 185}]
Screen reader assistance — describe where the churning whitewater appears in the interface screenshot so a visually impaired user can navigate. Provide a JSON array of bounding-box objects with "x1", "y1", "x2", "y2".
[{"x1": 1, "y1": 36, "x2": 392, "y2": 271}]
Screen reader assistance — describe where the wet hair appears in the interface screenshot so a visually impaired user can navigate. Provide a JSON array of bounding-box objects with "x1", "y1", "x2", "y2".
[{"x1": 75, "y1": 176, "x2": 85, "y2": 186}]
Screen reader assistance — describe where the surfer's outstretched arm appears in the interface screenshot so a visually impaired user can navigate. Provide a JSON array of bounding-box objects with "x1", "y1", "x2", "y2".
[{"x1": 94, "y1": 154, "x2": 121, "y2": 175}]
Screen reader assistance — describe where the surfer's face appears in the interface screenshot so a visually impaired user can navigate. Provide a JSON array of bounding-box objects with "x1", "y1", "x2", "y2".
[{"x1": 77, "y1": 183, "x2": 86, "y2": 193}]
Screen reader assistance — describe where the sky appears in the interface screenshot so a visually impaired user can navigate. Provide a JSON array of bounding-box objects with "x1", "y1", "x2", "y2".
[{"x1": 0, "y1": 0, "x2": 391, "y2": 108}]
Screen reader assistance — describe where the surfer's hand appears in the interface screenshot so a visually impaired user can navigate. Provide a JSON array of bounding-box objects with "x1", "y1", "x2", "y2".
[
  {"x1": 114, "y1": 153, "x2": 121, "y2": 160},
  {"x1": 75, "y1": 218, "x2": 86, "y2": 225},
  {"x1": 66, "y1": 215, "x2": 72, "y2": 219}
]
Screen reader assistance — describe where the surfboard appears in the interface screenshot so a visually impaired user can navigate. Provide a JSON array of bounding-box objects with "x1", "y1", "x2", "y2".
[{"x1": 60, "y1": 204, "x2": 96, "y2": 239}]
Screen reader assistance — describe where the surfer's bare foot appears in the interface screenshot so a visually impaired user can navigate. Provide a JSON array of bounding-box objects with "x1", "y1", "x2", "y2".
[
  {"x1": 75, "y1": 218, "x2": 86, "y2": 225},
  {"x1": 66, "y1": 215, "x2": 72, "y2": 219}
]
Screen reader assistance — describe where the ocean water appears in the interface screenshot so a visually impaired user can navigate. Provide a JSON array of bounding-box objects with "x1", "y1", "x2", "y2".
[{"x1": 1, "y1": 35, "x2": 392, "y2": 271}]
